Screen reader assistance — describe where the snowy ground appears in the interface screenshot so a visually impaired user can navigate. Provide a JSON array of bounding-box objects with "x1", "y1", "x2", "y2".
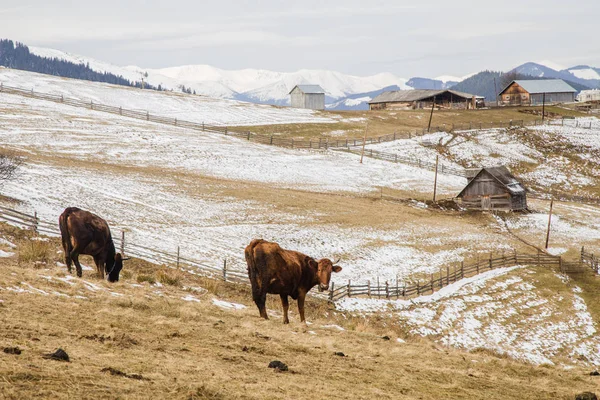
[
  {"x1": 338, "y1": 267, "x2": 600, "y2": 367},
  {"x1": 366, "y1": 128, "x2": 543, "y2": 169},
  {"x1": 0, "y1": 68, "x2": 334, "y2": 126},
  {"x1": 0, "y1": 91, "x2": 502, "y2": 285}
]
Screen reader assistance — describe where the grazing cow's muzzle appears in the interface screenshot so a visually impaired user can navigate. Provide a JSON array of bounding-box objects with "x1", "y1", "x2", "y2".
[{"x1": 319, "y1": 284, "x2": 329, "y2": 292}]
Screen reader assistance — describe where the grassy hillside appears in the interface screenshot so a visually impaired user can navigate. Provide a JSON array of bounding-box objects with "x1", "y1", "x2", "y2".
[{"x1": 1, "y1": 224, "x2": 600, "y2": 400}]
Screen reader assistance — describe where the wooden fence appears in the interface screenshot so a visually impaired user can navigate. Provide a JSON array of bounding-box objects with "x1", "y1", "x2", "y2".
[
  {"x1": 0, "y1": 82, "x2": 571, "y2": 153},
  {"x1": 328, "y1": 250, "x2": 563, "y2": 302},
  {"x1": 0, "y1": 82, "x2": 413, "y2": 150},
  {"x1": 0, "y1": 205, "x2": 249, "y2": 286},
  {"x1": 335, "y1": 147, "x2": 468, "y2": 177},
  {"x1": 0, "y1": 204, "x2": 592, "y2": 305},
  {"x1": 581, "y1": 247, "x2": 599, "y2": 273}
]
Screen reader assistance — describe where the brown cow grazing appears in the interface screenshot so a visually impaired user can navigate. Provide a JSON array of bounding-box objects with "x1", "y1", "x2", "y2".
[
  {"x1": 58, "y1": 207, "x2": 123, "y2": 282},
  {"x1": 245, "y1": 239, "x2": 342, "y2": 324}
]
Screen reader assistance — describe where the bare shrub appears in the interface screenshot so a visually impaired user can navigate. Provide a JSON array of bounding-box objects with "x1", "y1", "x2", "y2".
[{"x1": 0, "y1": 152, "x2": 22, "y2": 185}]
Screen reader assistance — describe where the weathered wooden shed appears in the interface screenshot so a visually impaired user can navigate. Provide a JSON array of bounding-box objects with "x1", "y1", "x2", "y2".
[
  {"x1": 289, "y1": 84, "x2": 325, "y2": 110},
  {"x1": 499, "y1": 79, "x2": 576, "y2": 106},
  {"x1": 368, "y1": 89, "x2": 483, "y2": 110},
  {"x1": 456, "y1": 166, "x2": 527, "y2": 211}
]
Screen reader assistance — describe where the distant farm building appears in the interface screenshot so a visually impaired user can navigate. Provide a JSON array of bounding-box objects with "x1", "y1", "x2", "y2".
[
  {"x1": 368, "y1": 89, "x2": 483, "y2": 111},
  {"x1": 456, "y1": 166, "x2": 527, "y2": 211},
  {"x1": 577, "y1": 89, "x2": 600, "y2": 102},
  {"x1": 289, "y1": 85, "x2": 325, "y2": 110},
  {"x1": 498, "y1": 79, "x2": 576, "y2": 106}
]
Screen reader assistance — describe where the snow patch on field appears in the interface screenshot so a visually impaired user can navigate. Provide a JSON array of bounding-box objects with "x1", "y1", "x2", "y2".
[
  {"x1": 339, "y1": 267, "x2": 600, "y2": 366},
  {"x1": 212, "y1": 298, "x2": 247, "y2": 310},
  {"x1": 0, "y1": 68, "x2": 334, "y2": 126}
]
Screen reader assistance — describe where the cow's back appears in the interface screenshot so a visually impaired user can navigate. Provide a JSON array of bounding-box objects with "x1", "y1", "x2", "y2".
[
  {"x1": 245, "y1": 240, "x2": 305, "y2": 296},
  {"x1": 62, "y1": 208, "x2": 111, "y2": 254}
]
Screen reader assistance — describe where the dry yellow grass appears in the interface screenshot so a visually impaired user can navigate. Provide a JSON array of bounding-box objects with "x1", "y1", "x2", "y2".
[
  {"x1": 1, "y1": 227, "x2": 600, "y2": 400},
  {"x1": 238, "y1": 106, "x2": 587, "y2": 140}
]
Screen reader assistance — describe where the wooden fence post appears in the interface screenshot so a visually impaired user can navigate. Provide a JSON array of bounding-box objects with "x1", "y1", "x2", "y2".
[
  {"x1": 175, "y1": 118, "x2": 177, "y2": 126},
  {"x1": 430, "y1": 274, "x2": 434, "y2": 293},
  {"x1": 270, "y1": 136, "x2": 273, "y2": 145},
  {"x1": 202, "y1": 122, "x2": 205, "y2": 131},
  {"x1": 581, "y1": 246, "x2": 585, "y2": 263},
  {"x1": 367, "y1": 280, "x2": 371, "y2": 298},
  {"x1": 247, "y1": 131, "x2": 251, "y2": 140},
  {"x1": 0, "y1": 82, "x2": 2, "y2": 92},
  {"x1": 377, "y1": 277, "x2": 380, "y2": 298},
  {"x1": 33, "y1": 211, "x2": 38, "y2": 234},
  {"x1": 176, "y1": 246, "x2": 180, "y2": 270},
  {"x1": 223, "y1": 259, "x2": 227, "y2": 281},
  {"x1": 396, "y1": 278, "x2": 399, "y2": 299},
  {"x1": 347, "y1": 279, "x2": 351, "y2": 298},
  {"x1": 489, "y1": 253, "x2": 492, "y2": 270},
  {"x1": 385, "y1": 281, "x2": 389, "y2": 299},
  {"x1": 146, "y1": 111, "x2": 149, "y2": 121},
  {"x1": 417, "y1": 281, "x2": 420, "y2": 296},
  {"x1": 461, "y1": 262, "x2": 464, "y2": 279},
  {"x1": 446, "y1": 266, "x2": 450, "y2": 285},
  {"x1": 329, "y1": 282, "x2": 334, "y2": 301},
  {"x1": 61, "y1": 95, "x2": 64, "y2": 102},
  {"x1": 119, "y1": 106, "x2": 122, "y2": 115},
  {"x1": 120, "y1": 231, "x2": 125, "y2": 256}
]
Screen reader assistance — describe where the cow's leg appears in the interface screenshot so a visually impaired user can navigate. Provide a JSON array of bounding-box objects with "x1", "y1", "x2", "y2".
[
  {"x1": 93, "y1": 255, "x2": 105, "y2": 280},
  {"x1": 258, "y1": 291, "x2": 268, "y2": 320},
  {"x1": 63, "y1": 245, "x2": 73, "y2": 274},
  {"x1": 280, "y1": 294, "x2": 290, "y2": 324},
  {"x1": 250, "y1": 277, "x2": 269, "y2": 320},
  {"x1": 70, "y1": 250, "x2": 83, "y2": 278},
  {"x1": 297, "y1": 290, "x2": 307, "y2": 323}
]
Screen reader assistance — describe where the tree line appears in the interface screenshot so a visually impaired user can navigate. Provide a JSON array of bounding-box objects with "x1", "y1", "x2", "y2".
[{"x1": 0, "y1": 39, "x2": 161, "y2": 91}]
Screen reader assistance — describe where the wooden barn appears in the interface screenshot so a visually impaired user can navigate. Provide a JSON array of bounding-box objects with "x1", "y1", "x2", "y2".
[
  {"x1": 499, "y1": 79, "x2": 576, "y2": 106},
  {"x1": 368, "y1": 89, "x2": 483, "y2": 110},
  {"x1": 289, "y1": 84, "x2": 325, "y2": 110},
  {"x1": 456, "y1": 166, "x2": 527, "y2": 211}
]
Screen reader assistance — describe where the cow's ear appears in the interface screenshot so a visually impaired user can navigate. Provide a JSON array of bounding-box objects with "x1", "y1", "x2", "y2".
[
  {"x1": 332, "y1": 265, "x2": 342, "y2": 273},
  {"x1": 305, "y1": 256, "x2": 318, "y2": 269}
]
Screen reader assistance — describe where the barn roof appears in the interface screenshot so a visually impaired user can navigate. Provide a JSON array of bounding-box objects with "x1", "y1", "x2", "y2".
[
  {"x1": 457, "y1": 166, "x2": 527, "y2": 198},
  {"x1": 368, "y1": 89, "x2": 480, "y2": 104},
  {"x1": 289, "y1": 84, "x2": 325, "y2": 95},
  {"x1": 499, "y1": 79, "x2": 577, "y2": 95}
]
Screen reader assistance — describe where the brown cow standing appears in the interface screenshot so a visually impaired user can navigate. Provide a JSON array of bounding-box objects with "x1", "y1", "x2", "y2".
[
  {"x1": 245, "y1": 239, "x2": 342, "y2": 324},
  {"x1": 58, "y1": 207, "x2": 123, "y2": 282}
]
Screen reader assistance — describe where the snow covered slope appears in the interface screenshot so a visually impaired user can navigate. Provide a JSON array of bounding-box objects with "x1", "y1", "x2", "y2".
[
  {"x1": 0, "y1": 68, "x2": 334, "y2": 126},
  {"x1": 28, "y1": 46, "x2": 410, "y2": 106}
]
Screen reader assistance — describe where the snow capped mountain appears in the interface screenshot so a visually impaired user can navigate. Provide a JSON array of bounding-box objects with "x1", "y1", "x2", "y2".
[
  {"x1": 512, "y1": 62, "x2": 599, "y2": 89},
  {"x1": 567, "y1": 65, "x2": 600, "y2": 81},
  {"x1": 28, "y1": 46, "x2": 411, "y2": 108}
]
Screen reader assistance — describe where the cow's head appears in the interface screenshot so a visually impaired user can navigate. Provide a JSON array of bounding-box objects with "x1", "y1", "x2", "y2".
[
  {"x1": 307, "y1": 257, "x2": 342, "y2": 291},
  {"x1": 107, "y1": 253, "x2": 124, "y2": 283}
]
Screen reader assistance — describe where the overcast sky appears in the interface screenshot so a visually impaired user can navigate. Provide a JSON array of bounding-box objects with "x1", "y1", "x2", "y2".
[{"x1": 1, "y1": 0, "x2": 598, "y2": 77}]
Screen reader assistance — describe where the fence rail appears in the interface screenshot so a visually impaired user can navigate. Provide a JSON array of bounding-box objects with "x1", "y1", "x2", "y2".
[
  {"x1": 0, "y1": 205, "x2": 591, "y2": 305},
  {"x1": 328, "y1": 251, "x2": 563, "y2": 302},
  {"x1": 581, "y1": 247, "x2": 599, "y2": 273}
]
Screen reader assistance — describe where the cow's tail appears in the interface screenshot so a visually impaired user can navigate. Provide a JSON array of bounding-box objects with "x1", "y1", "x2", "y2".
[
  {"x1": 58, "y1": 208, "x2": 76, "y2": 265},
  {"x1": 245, "y1": 239, "x2": 263, "y2": 275}
]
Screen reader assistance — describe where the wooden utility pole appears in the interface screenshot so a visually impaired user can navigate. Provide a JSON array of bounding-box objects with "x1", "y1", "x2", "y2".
[
  {"x1": 542, "y1": 93, "x2": 546, "y2": 123},
  {"x1": 433, "y1": 155, "x2": 439, "y2": 202},
  {"x1": 545, "y1": 198, "x2": 554, "y2": 249},
  {"x1": 360, "y1": 122, "x2": 369, "y2": 164},
  {"x1": 427, "y1": 96, "x2": 436, "y2": 132}
]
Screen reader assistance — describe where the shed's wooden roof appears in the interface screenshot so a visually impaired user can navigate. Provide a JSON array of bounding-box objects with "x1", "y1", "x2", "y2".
[
  {"x1": 289, "y1": 85, "x2": 325, "y2": 95},
  {"x1": 457, "y1": 166, "x2": 527, "y2": 198},
  {"x1": 368, "y1": 89, "x2": 480, "y2": 104}
]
